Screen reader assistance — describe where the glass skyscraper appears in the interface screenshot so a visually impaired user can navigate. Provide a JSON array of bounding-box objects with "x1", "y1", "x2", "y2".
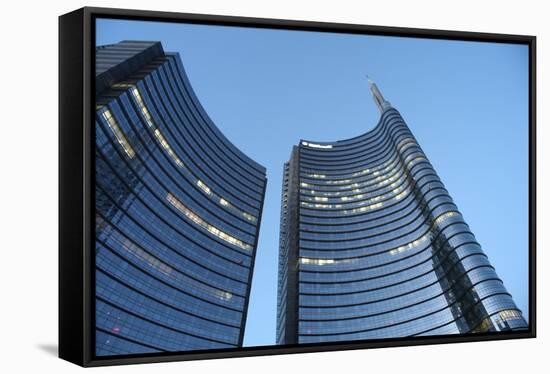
[
  {"x1": 276, "y1": 79, "x2": 527, "y2": 345},
  {"x1": 94, "y1": 41, "x2": 267, "y2": 355}
]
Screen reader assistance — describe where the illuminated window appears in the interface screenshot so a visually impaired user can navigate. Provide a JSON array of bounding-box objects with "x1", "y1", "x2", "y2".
[
  {"x1": 131, "y1": 87, "x2": 155, "y2": 128},
  {"x1": 215, "y1": 290, "x2": 233, "y2": 301},
  {"x1": 112, "y1": 82, "x2": 134, "y2": 89},
  {"x1": 101, "y1": 109, "x2": 135, "y2": 158},
  {"x1": 326, "y1": 178, "x2": 351, "y2": 185},
  {"x1": 121, "y1": 238, "x2": 173, "y2": 277},
  {"x1": 498, "y1": 309, "x2": 523, "y2": 321},
  {"x1": 309, "y1": 173, "x2": 326, "y2": 179},
  {"x1": 125, "y1": 87, "x2": 258, "y2": 224},
  {"x1": 196, "y1": 180, "x2": 212, "y2": 195},
  {"x1": 389, "y1": 233, "x2": 430, "y2": 255},
  {"x1": 119, "y1": 237, "x2": 233, "y2": 301},
  {"x1": 302, "y1": 179, "x2": 413, "y2": 210},
  {"x1": 153, "y1": 129, "x2": 184, "y2": 168},
  {"x1": 352, "y1": 169, "x2": 370, "y2": 177},
  {"x1": 394, "y1": 190, "x2": 407, "y2": 200},
  {"x1": 343, "y1": 202, "x2": 380, "y2": 213},
  {"x1": 167, "y1": 193, "x2": 253, "y2": 250},
  {"x1": 299, "y1": 257, "x2": 353, "y2": 266},
  {"x1": 242, "y1": 212, "x2": 256, "y2": 222},
  {"x1": 196, "y1": 180, "x2": 257, "y2": 222},
  {"x1": 300, "y1": 146, "x2": 424, "y2": 192},
  {"x1": 300, "y1": 257, "x2": 334, "y2": 265},
  {"x1": 301, "y1": 200, "x2": 383, "y2": 212},
  {"x1": 388, "y1": 212, "x2": 460, "y2": 256}
]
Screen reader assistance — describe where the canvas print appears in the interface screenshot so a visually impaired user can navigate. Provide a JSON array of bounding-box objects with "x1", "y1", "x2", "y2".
[{"x1": 93, "y1": 18, "x2": 529, "y2": 357}]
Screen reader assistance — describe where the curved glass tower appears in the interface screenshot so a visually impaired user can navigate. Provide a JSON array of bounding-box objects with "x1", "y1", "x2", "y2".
[
  {"x1": 94, "y1": 41, "x2": 267, "y2": 355},
  {"x1": 276, "y1": 79, "x2": 527, "y2": 345}
]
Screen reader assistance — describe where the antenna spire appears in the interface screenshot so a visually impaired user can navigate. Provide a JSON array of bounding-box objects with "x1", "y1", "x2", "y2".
[{"x1": 365, "y1": 75, "x2": 391, "y2": 113}]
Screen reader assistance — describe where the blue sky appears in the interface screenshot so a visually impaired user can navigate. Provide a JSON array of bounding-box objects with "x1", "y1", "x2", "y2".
[{"x1": 97, "y1": 19, "x2": 530, "y2": 347}]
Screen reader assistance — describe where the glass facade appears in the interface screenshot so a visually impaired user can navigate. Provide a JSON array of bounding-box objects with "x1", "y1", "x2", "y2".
[
  {"x1": 276, "y1": 80, "x2": 527, "y2": 345},
  {"x1": 94, "y1": 41, "x2": 267, "y2": 356}
]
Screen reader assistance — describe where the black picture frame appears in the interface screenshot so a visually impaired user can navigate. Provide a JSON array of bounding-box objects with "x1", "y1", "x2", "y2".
[{"x1": 59, "y1": 6, "x2": 536, "y2": 367}]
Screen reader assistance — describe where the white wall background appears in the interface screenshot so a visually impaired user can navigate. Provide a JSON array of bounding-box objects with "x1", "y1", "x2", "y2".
[{"x1": 0, "y1": 0, "x2": 546, "y2": 373}]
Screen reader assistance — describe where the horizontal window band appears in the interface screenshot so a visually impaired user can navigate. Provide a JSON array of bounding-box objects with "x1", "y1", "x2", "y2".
[
  {"x1": 96, "y1": 266, "x2": 242, "y2": 328},
  {"x1": 96, "y1": 296, "x2": 238, "y2": 346},
  {"x1": 298, "y1": 182, "x2": 449, "y2": 228},
  {"x1": 299, "y1": 259, "x2": 498, "y2": 308},
  {"x1": 299, "y1": 144, "x2": 425, "y2": 193},
  {"x1": 167, "y1": 192, "x2": 254, "y2": 251},
  {"x1": 300, "y1": 109, "x2": 404, "y2": 159},
  {"x1": 300, "y1": 144, "x2": 431, "y2": 198},
  {"x1": 299, "y1": 250, "x2": 487, "y2": 299},
  {"x1": 299, "y1": 173, "x2": 454, "y2": 241},
  {"x1": 96, "y1": 235, "x2": 247, "y2": 308},
  {"x1": 95, "y1": 139, "x2": 256, "y2": 258},
  {"x1": 124, "y1": 90, "x2": 261, "y2": 223},
  {"x1": 299, "y1": 275, "x2": 504, "y2": 321},
  {"x1": 300, "y1": 124, "x2": 411, "y2": 171},
  {"x1": 299, "y1": 199, "x2": 462, "y2": 247},
  {"x1": 95, "y1": 184, "x2": 251, "y2": 284},
  {"x1": 299, "y1": 123, "x2": 411, "y2": 169},
  {"x1": 299, "y1": 225, "x2": 484, "y2": 277},
  {"x1": 96, "y1": 327, "x2": 165, "y2": 353},
  {"x1": 300, "y1": 123, "x2": 414, "y2": 172},
  {"x1": 112, "y1": 78, "x2": 266, "y2": 207},
  {"x1": 299, "y1": 191, "x2": 453, "y2": 236},
  {"x1": 299, "y1": 159, "x2": 434, "y2": 213},
  {"x1": 298, "y1": 142, "x2": 429, "y2": 192},
  {"x1": 300, "y1": 212, "x2": 473, "y2": 266},
  {"x1": 101, "y1": 99, "x2": 263, "y2": 221},
  {"x1": 297, "y1": 292, "x2": 511, "y2": 337},
  {"x1": 299, "y1": 168, "x2": 442, "y2": 217},
  {"x1": 414, "y1": 307, "x2": 527, "y2": 337}
]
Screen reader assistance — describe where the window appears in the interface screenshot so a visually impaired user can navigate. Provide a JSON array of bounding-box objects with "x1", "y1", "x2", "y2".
[
  {"x1": 102, "y1": 109, "x2": 135, "y2": 158},
  {"x1": 167, "y1": 192, "x2": 253, "y2": 250},
  {"x1": 130, "y1": 86, "x2": 155, "y2": 128},
  {"x1": 153, "y1": 129, "x2": 184, "y2": 168}
]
